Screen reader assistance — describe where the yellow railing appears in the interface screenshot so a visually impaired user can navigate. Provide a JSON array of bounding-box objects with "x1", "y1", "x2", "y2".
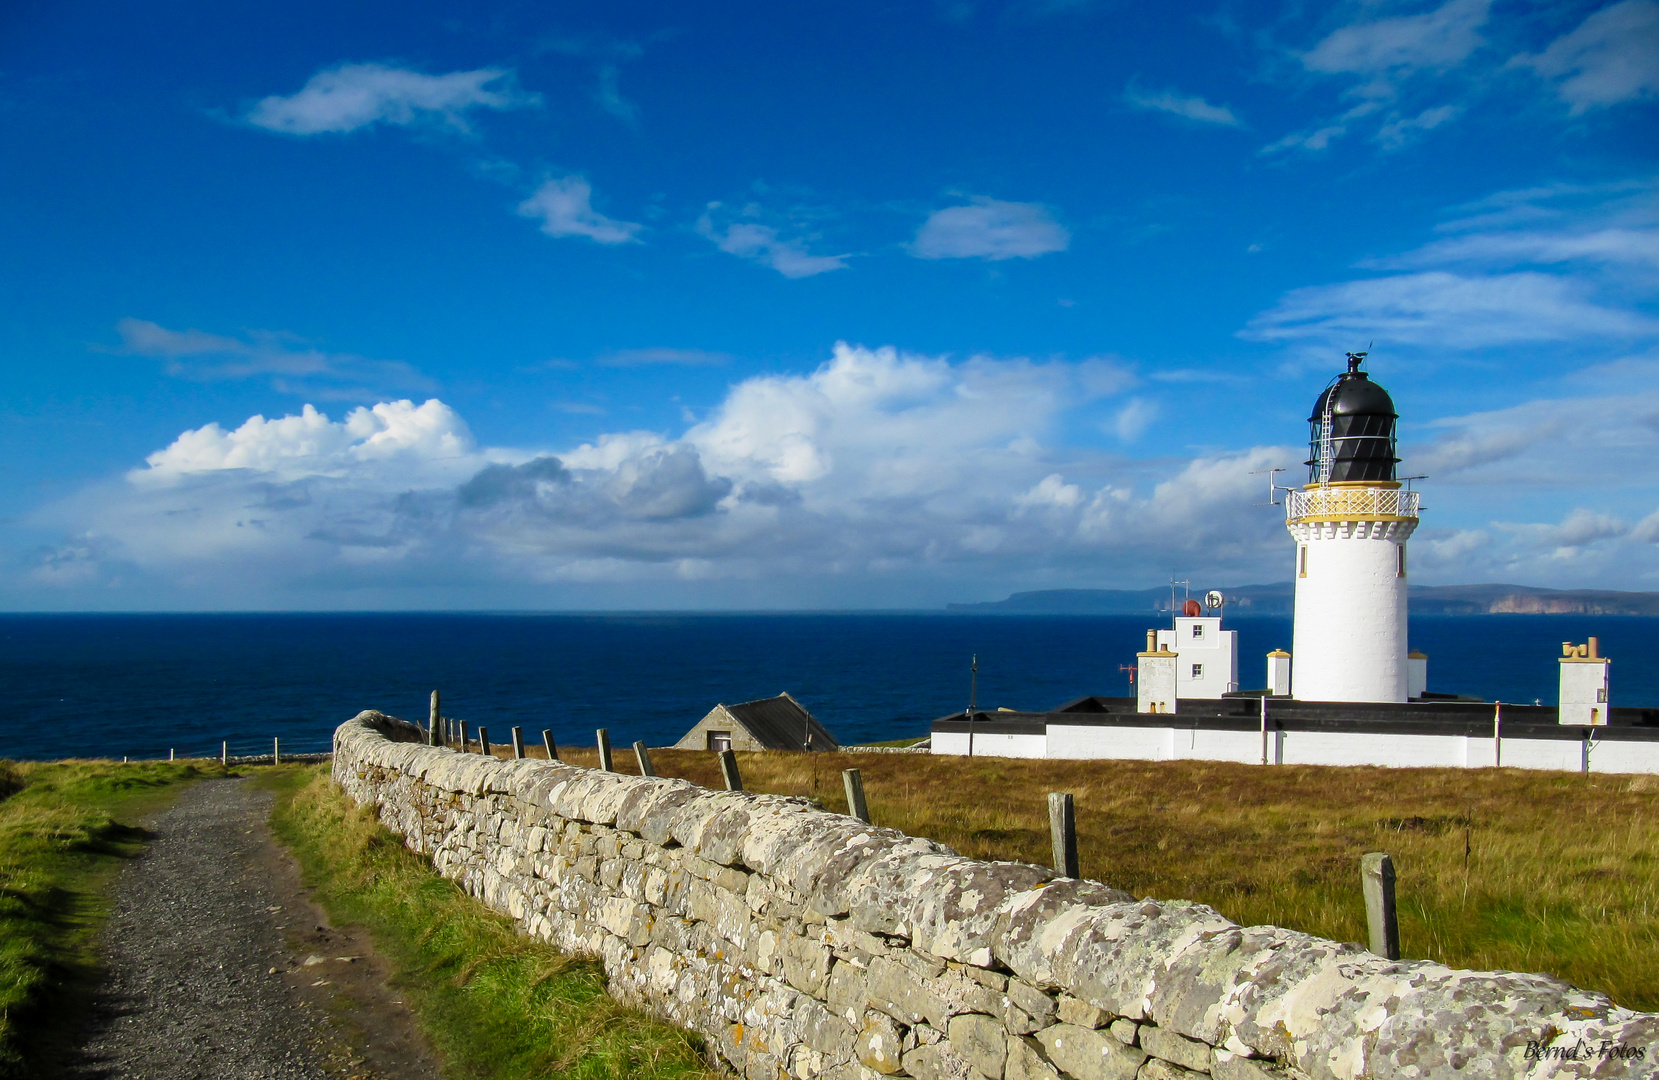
[{"x1": 1286, "y1": 486, "x2": 1420, "y2": 521}]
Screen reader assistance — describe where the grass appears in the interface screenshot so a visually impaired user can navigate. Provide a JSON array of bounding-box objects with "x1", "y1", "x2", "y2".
[
  {"x1": 265, "y1": 766, "x2": 719, "y2": 1080},
  {"x1": 486, "y1": 743, "x2": 1659, "y2": 1012},
  {"x1": 0, "y1": 757, "x2": 229, "y2": 1077}
]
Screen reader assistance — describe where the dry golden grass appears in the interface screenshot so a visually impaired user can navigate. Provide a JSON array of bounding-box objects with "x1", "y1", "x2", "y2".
[{"x1": 475, "y1": 742, "x2": 1659, "y2": 1012}]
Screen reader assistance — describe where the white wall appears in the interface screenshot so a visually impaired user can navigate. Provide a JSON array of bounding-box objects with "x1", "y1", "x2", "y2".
[
  {"x1": 1137, "y1": 653, "x2": 1177, "y2": 713},
  {"x1": 1559, "y1": 660, "x2": 1610, "y2": 726},
  {"x1": 930, "y1": 730, "x2": 1047, "y2": 758},
  {"x1": 1157, "y1": 618, "x2": 1239, "y2": 697}
]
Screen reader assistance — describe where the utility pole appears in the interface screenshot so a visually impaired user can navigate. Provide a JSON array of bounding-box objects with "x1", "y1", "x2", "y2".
[{"x1": 965, "y1": 654, "x2": 979, "y2": 758}]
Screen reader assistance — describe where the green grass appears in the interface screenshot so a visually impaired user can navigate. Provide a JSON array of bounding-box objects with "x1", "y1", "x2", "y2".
[
  {"x1": 265, "y1": 766, "x2": 719, "y2": 1080},
  {"x1": 0, "y1": 757, "x2": 229, "y2": 1077}
]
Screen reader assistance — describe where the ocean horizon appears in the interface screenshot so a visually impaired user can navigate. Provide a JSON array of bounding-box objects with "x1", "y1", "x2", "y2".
[{"x1": 7, "y1": 611, "x2": 1657, "y2": 763}]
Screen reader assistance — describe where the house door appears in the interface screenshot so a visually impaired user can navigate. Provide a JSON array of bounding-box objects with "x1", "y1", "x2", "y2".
[{"x1": 708, "y1": 731, "x2": 732, "y2": 752}]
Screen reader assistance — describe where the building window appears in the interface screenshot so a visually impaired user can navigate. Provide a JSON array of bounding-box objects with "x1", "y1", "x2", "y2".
[
  {"x1": 1298, "y1": 545, "x2": 1307, "y2": 577},
  {"x1": 708, "y1": 731, "x2": 732, "y2": 752},
  {"x1": 1191, "y1": 663, "x2": 1204, "y2": 679},
  {"x1": 1397, "y1": 544, "x2": 1407, "y2": 578},
  {"x1": 1191, "y1": 624, "x2": 1204, "y2": 639},
  {"x1": 1597, "y1": 688, "x2": 1608, "y2": 703}
]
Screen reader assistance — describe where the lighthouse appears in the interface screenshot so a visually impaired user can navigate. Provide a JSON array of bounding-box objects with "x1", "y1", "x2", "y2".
[{"x1": 1287, "y1": 354, "x2": 1419, "y2": 703}]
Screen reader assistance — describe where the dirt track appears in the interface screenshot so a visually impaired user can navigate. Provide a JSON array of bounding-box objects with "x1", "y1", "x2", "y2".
[{"x1": 65, "y1": 776, "x2": 440, "y2": 1080}]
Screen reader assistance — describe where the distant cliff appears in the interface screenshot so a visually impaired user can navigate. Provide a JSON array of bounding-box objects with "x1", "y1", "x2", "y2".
[{"x1": 948, "y1": 583, "x2": 1659, "y2": 616}]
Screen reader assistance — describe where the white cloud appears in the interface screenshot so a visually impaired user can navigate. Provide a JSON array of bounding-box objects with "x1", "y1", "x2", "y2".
[
  {"x1": 111, "y1": 317, "x2": 434, "y2": 398},
  {"x1": 910, "y1": 198, "x2": 1070, "y2": 261},
  {"x1": 1301, "y1": 0, "x2": 1490, "y2": 76},
  {"x1": 1511, "y1": 0, "x2": 1659, "y2": 113},
  {"x1": 1243, "y1": 270, "x2": 1659, "y2": 349},
  {"x1": 245, "y1": 63, "x2": 537, "y2": 135},
  {"x1": 696, "y1": 205, "x2": 849, "y2": 278},
  {"x1": 1373, "y1": 104, "x2": 1462, "y2": 148},
  {"x1": 24, "y1": 345, "x2": 1306, "y2": 603},
  {"x1": 1112, "y1": 397, "x2": 1160, "y2": 442},
  {"x1": 594, "y1": 65, "x2": 640, "y2": 125},
  {"x1": 1124, "y1": 86, "x2": 1242, "y2": 127},
  {"x1": 518, "y1": 176, "x2": 643, "y2": 245}
]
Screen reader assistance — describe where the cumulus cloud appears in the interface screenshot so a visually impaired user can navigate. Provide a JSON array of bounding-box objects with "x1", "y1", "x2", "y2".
[
  {"x1": 910, "y1": 198, "x2": 1070, "y2": 261},
  {"x1": 23, "y1": 344, "x2": 1308, "y2": 603},
  {"x1": 518, "y1": 176, "x2": 643, "y2": 245},
  {"x1": 696, "y1": 205, "x2": 849, "y2": 278},
  {"x1": 111, "y1": 318, "x2": 434, "y2": 398},
  {"x1": 1511, "y1": 0, "x2": 1659, "y2": 113},
  {"x1": 245, "y1": 63, "x2": 537, "y2": 135},
  {"x1": 1124, "y1": 86, "x2": 1242, "y2": 127}
]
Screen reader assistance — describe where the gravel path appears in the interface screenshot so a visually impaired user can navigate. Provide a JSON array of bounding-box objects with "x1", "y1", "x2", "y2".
[{"x1": 66, "y1": 776, "x2": 439, "y2": 1080}]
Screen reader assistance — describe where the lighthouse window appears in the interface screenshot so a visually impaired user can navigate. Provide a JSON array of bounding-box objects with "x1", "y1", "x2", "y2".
[
  {"x1": 1298, "y1": 546, "x2": 1307, "y2": 577},
  {"x1": 1191, "y1": 663, "x2": 1204, "y2": 678},
  {"x1": 1396, "y1": 544, "x2": 1406, "y2": 578},
  {"x1": 1191, "y1": 624, "x2": 1204, "y2": 639}
]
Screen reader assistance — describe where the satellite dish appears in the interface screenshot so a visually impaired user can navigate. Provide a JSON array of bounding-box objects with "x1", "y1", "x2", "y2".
[{"x1": 1204, "y1": 590, "x2": 1224, "y2": 610}]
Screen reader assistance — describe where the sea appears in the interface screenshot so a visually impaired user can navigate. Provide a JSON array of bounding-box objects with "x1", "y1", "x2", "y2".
[{"x1": 5, "y1": 613, "x2": 1658, "y2": 762}]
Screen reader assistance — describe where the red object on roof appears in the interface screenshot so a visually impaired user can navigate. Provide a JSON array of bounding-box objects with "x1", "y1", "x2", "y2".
[{"x1": 1182, "y1": 599, "x2": 1202, "y2": 617}]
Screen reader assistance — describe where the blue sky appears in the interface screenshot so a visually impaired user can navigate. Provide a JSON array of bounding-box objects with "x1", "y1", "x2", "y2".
[{"x1": 2, "y1": 0, "x2": 1656, "y2": 609}]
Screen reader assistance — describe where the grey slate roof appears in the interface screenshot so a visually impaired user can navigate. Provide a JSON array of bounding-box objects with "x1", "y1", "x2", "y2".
[{"x1": 725, "y1": 693, "x2": 840, "y2": 751}]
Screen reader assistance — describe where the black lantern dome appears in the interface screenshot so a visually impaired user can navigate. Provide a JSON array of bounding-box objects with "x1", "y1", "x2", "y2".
[{"x1": 1306, "y1": 353, "x2": 1399, "y2": 484}]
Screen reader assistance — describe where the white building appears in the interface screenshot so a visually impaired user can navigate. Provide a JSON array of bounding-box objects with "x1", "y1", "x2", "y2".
[
  {"x1": 1153, "y1": 614, "x2": 1239, "y2": 699},
  {"x1": 1559, "y1": 639, "x2": 1610, "y2": 726}
]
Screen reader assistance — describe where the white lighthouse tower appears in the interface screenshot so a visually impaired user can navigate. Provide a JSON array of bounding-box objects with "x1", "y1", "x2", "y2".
[{"x1": 1287, "y1": 353, "x2": 1419, "y2": 703}]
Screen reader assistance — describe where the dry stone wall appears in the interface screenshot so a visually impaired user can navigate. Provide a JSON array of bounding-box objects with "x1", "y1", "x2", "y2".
[{"x1": 333, "y1": 711, "x2": 1656, "y2": 1080}]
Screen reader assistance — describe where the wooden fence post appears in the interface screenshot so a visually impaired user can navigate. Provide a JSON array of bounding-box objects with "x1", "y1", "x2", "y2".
[
  {"x1": 429, "y1": 690, "x2": 441, "y2": 746},
  {"x1": 458, "y1": 720, "x2": 468, "y2": 752},
  {"x1": 511, "y1": 726, "x2": 526, "y2": 759},
  {"x1": 597, "y1": 728, "x2": 613, "y2": 772},
  {"x1": 542, "y1": 729, "x2": 559, "y2": 762},
  {"x1": 1048, "y1": 792, "x2": 1078, "y2": 878},
  {"x1": 842, "y1": 768, "x2": 870, "y2": 824},
  {"x1": 634, "y1": 740, "x2": 656, "y2": 777},
  {"x1": 1361, "y1": 852, "x2": 1400, "y2": 960},
  {"x1": 221, "y1": 741, "x2": 228, "y2": 767},
  {"x1": 169, "y1": 749, "x2": 175, "y2": 761},
  {"x1": 479, "y1": 727, "x2": 491, "y2": 758},
  {"x1": 719, "y1": 749, "x2": 742, "y2": 791},
  {"x1": 273, "y1": 738, "x2": 281, "y2": 765}
]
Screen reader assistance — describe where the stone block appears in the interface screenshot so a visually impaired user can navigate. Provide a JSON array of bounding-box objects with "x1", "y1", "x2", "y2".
[
  {"x1": 1139, "y1": 1027, "x2": 1211, "y2": 1073},
  {"x1": 855, "y1": 1011, "x2": 906, "y2": 1074},
  {"x1": 828, "y1": 958, "x2": 868, "y2": 1020},
  {"x1": 1005, "y1": 1037, "x2": 1062, "y2": 1080},
  {"x1": 1139, "y1": 1058, "x2": 1205, "y2": 1080},
  {"x1": 783, "y1": 936, "x2": 833, "y2": 997},
  {"x1": 797, "y1": 996, "x2": 857, "y2": 1059},
  {"x1": 866, "y1": 955, "x2": 949, "y2": 1028},
  {"x1": 1058, "y1": 995, "x2": 1110, "y2": 1029},
  {"x1": 948, "y1": 1013, "x2": 1008, "y2": 1079},
  {"x1": 1034, "y1": 1023, "x2": 1147, "y2": 1080},
  {"x1": 956, "y1": 963, "x2": 1008, "y2": 992},
  {"x1": 1209, "y1": 1053, "x2": 1288, "y2": 1080},
  {"x1": 1109, "y1": 1019, "x2": 1139, "y2": 1047},
  {"x1": 1006, "y1": 980, "x2": 1057, "y2": 1026},
  {"x1": 902, "y1": 1041, "x2": 980, "y2": 1080}
]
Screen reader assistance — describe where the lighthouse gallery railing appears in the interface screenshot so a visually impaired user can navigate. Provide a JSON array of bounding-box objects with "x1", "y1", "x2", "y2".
[{"x1": 1286, "y1": 486, "x2": 1420, "y2": 521}]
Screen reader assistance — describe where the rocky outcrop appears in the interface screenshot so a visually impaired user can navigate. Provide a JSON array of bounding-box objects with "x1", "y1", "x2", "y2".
[{"x1": 333, "y1": 711, "x2": 1655, "y2": 1080}]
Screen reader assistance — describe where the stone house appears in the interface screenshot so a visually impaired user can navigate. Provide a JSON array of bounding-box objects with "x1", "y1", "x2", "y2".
[{"x1": 671, "y1": 692, "x2": 839, "y2": 752}]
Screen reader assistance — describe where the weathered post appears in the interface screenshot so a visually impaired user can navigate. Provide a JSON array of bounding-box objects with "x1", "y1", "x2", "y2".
[
  {"x1": 458, "y1": 720, "x2": 468, "y2": 752},
  {"x1": 1493, "y1": 702, "x2": 1502, "y2": 767},
  {"x1": 1048, "y1": 792, "x2": 1079, "y2": 878},
  {"x1": 511, "y1": 726, "x2": 526, "y2": 759},
  {"x1": 597, "y1": 728, "x2": 613, "y2": 772},
  {"x1": 429, "y1": 690, "x2": 441, "y2": 746},
  {"x1": 221, "y1": 740, "x2": 228, "y2": 767},
  {"x1": 479, "y1": 727, "x2": 491, "y2": 757},
  {"x1": 843, "y1": 768, "x2": 871, "y2": 824},
  {"x1": 1260, "y1": 695, "x2": 1270, "y2": 766},
  {"x1": 719, "y1": 749, "x2": 743, "y2": 791},
  {"x1": 633, "y1": 740, "x2": 656, "y2": 777},
  {"x1": 273, "y1": 738, "x2": 281, "y2": 765},
  {"x1": 1361, "y1": 852, "x2": 1401, "y2": 960},
  {"x1": 542, "y1": 729, "x2": 559, "y2": 762},
  {"x1": 169, "y1": 748, "x2": 175, "y2": 762}
]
